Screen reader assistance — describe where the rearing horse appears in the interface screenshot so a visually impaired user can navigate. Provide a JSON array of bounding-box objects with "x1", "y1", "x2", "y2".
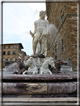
[
  {"x1": 23, "y1": 57, "x2": 38, "y2": 74},
  {"x1": 40, "y1": 57, "x2": 55, "y2": 74}
]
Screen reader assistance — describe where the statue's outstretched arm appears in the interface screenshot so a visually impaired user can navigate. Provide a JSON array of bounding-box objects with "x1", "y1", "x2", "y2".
[
  {"x1": 30, "y1": 21, "x2": 37, "y2": 37},
  {"x1": 30, "y1": 30, "x2": 34, "y2": 38}
]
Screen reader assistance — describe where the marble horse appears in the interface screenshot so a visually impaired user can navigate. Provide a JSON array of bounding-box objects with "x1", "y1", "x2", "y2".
[
  {"x1": 23, "y1": 57, "x2": 38, "y2": 74},
  {"x1": 40, "y1": 57, "x2": 55, "y2": 74}
]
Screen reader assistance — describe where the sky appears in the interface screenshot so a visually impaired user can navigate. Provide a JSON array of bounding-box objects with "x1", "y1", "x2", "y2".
[{"x1": 3, "y1": 2, "x2": 46, "y2": 55}]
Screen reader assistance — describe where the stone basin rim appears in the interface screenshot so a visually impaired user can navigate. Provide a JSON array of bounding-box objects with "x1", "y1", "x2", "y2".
[{"x1": 3, "y1": 74, "x2": 77, "y2": 81}]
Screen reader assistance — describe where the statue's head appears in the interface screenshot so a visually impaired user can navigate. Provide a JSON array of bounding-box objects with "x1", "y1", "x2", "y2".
[{"x1": 39, "y1": 11, "x2": 46, "y2": 19}]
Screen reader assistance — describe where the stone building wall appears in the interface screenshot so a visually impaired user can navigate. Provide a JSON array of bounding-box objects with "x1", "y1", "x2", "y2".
[
  {"x1": 2, "y1": 43, "x2": 25, "y2": 68},
  {"x1": 46, "y1": 2, "x2": 77, "y2": 71}
]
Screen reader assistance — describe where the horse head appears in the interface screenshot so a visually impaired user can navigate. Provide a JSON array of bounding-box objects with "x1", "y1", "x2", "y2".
[
  {"x1": 49, "y1": 57, "x2": 55, "y2": 68},
  {"x1": 26, "y1": 57, "x2": 33, "y2": 66}
]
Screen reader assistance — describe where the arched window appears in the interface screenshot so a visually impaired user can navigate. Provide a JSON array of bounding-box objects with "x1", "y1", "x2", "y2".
[
  {"x1": 13, "y1": 51, "x2": 16, "y2": 55},
  {"x1": 8, "y1": 51, "x2": 10, "y2": 55},
  {"x1": 3, "y1": 51, "x2": 5, "y2": 55},
  {"x1": 7, "y1": 58, "x2": 10, "y2": 62},
  {"x1": 3, "y1": 58, "x2": 5, "y2": 62},
  {"x1": 12, "y1": 58, "x2": 15, "y2": 61}
]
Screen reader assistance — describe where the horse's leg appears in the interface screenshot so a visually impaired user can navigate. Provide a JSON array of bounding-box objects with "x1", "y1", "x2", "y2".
[
  {"x1": 40, "y1": 71, "x2": 42, "y2": 74},
  {"x1": 41, "y1": 38, "x2": 45, "y2": 54},
  {"x1": 33, "y1": 70, "x2": 36, "y2": 74},
  {"x1": 49, "y1": 70, "x2": 52, "y2": 74},
  {"x1": 33, "y1": 71, "x2": 34, "y2": 74},
  {"x1": 41, "y1": 71, "x2": 42, "y2": 74},
  {"x1": 23, "y1": 70, "x2": 28, "y2": 74},
  {"x1": 40, "y1": 67, "x2": 43, "y2": 74}
]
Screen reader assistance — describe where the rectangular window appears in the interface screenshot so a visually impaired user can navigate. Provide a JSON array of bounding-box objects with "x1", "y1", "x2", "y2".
[
  {"x1": 3, "y1": 51, "x2": 5, "y2": 55},
  {"x1": 4, "y1": 46, "x2": 5, "y2": 49},
  {"x1": 8, "y1": 46, "x2": 10, "y2": 48},
  {"x1": 57, "y1": 25, "x2": 59, "y2": 32},
  {"x1": 61, "y1": 15, "x2": 64, "y2": 24},
  {"x1": 55, "y1": 56, "x2": 57, "y2": 60},
  {"x1": 8, "y1": 51, "x2": 10, "y2": 55},
  {"x1": 13, "y1": 51, "x2": 16, "y2": 55},
  {"x1": 57, "y1": 22, "x2": 59, "y2": 32},
  {"x1": 55, "y1": 43, "x2": 57, "y2": 52},
  {"x1": 13, "y1": 46, "x2": 16, "y2": 48},
  {"x1": 62, "y1": 39, "x2": 64, "y2": 51}
]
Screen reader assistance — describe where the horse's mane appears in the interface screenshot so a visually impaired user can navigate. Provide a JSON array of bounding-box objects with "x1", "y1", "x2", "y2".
[{"x1": 42, "y1": 57, "x2": 50, "y2": 63}]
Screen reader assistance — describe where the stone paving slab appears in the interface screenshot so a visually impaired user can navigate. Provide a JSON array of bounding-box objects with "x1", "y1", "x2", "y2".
[
  {"x1": 2, "y1": 102, "x2": 78, "y2": 106},
  {"x1": 3, "y1": 97, "x2": 77, "y2": 102},
  {"x1": 2, "y1": 97, "x2": 77, "y2": 106}
]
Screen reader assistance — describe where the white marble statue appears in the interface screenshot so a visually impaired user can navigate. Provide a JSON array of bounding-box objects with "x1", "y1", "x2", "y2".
[
  {"x1": 36, "y1": 57, "x2": 42, "y2": 71},
  {"x1": 30, "y1": 11, "x2": 49, "y2": 56},
  {"x1": 40, "y1": 57, "x2": 56, "y2": 74},
  {"x1": 23, "y1": 57, "x2": 38, "y2": 74}
]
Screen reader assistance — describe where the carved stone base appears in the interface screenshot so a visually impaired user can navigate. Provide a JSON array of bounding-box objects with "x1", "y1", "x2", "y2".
[{"x1": 3, "y1": 82, "x2": 77, "y2": 95}]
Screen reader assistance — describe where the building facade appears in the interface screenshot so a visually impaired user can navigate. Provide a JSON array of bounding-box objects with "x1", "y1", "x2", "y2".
[
  {"x1": 46, "y1": 2, "x2": 78, "y2": 71},
  {"x1": 2, "y1": 43, "x2": 26, "y2": 68}
]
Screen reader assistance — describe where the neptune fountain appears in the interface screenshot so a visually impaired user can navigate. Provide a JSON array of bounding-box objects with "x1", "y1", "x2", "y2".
[
  {"x1": 3, "y1": 11, "x2": 77, "y2": 100},
  {"x1": 3, "y1": 11, "x2": 72, "y2": 75}
]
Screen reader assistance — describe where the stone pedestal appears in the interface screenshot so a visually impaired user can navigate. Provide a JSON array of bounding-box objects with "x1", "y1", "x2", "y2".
[
  {"x1": 3, "y1": 82, "x2": 77, "y2": 95},
  {"x1": 3, "y1": 73, "x2": 77, "y2": 96}
]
